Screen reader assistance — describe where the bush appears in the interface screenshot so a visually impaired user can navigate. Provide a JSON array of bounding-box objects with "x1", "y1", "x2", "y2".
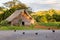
[{"x1": 0, "y1": 20, "x2": 9, "y2": 26}]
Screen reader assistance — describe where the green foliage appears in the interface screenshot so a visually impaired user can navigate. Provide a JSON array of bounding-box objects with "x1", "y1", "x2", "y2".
[
  {"x1": 0, "y1": 20, "x2": 9, "y2": 26},
  {"x1": 52, "y1": 13, "x2": 60, "y2": 21},
  {"x1": 49, "y1": 19, "x2": 56, "y2": 22},
  {"x1": 0, "y1": 0, "x2": 32, "y2": 23},
  {"x1": 0, "y1": 9, "x2": 15, "y2": 22},
  {"x1": 0, "y1": 14, "x2": 4, "y2": 22},
  {"x1": 49, "y1": 9, "x2": 56, "y2": 13},
  {"x1": 40, "y1": 16, "x2": 48, "y2": 23},
  {"x1": 35, "y1": 16, "x2": 42, "y2": 22},
  {"x1": 32, "y1": 15, "x2": 42, "y2": 22},
  {"x1": 31, "y1": 9, "x2": 60, "y2": 22},
  {"x1": 32, "y1": 15, "x2": 48, "y2": 23},
  {"x1": 45, "y1": 14, "x2": 52, "y2": 20},
  {"x1": 0, "y1": 7, "x2": 5, "y2": 11},
  {"x1": 4, "y1": 0, "x2": 28, "y2": 9}
]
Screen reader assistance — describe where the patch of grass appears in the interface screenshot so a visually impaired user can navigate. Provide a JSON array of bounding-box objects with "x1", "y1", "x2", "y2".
[
  {"x1": 38, "y1": 22, "x2": 60, "y2": 28},
  {"x1": 0, "y1": 22, "x2": 60, "y2": 30},
  {"x1": 0, "y1": 24, "x2": 37, "y2": 30}
]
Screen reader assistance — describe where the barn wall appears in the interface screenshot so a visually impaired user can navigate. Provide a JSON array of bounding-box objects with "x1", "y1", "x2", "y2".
[
  {"x1": 11, "y1": 11, "x2": 35, "y2": 26},
  {"x1": 11, "y1": 14, "x2": 21, "y2": 26},
  {"x1": 21, "y1": 14, "x2": 31, "y2": 25}
]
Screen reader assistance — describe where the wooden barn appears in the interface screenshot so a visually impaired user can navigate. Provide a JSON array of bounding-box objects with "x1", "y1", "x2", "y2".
[{"x1": 6, "y1": 9, "x2": 35, "y2": 26}]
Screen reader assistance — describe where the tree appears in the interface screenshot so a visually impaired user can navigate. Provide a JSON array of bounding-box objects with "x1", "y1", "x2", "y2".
[
  {"x1": 52, "y1": 13, "x2": 60, "y2": 21},
  {"x1": 32, "y1": 15, "x2": 42, "y2": 22},
  {"x1": 4, "y1": 0, "x2": 27, "y2": 9},
  {"x1": 45, "y1": 14, "x2": 53, "y2": 22},
  {"x1": 0, "y1": 7, "x2": 5, "y2": 11}
]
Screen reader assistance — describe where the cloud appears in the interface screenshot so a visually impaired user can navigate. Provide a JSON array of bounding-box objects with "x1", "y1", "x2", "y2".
[
  {"x1": 27, "y1": 3, "x2": 60, "y2": 11},
  {"x1": 0, "y1": 0, "x2": 60, "y2": 11},
  {"x1": 20, "y1": 0, "x2": 60, "y2": 4},
  {"x1": 45, "y1": 0, "x2": 56, "y2": 4},
  {"x1": 0, "y1": 0, "x2": 12, "y2": 6}
]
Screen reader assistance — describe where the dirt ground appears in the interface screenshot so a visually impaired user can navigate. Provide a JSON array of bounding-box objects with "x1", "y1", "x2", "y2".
[{"x1": 34, "y1": 25, "x2": 59, "y2": 30}]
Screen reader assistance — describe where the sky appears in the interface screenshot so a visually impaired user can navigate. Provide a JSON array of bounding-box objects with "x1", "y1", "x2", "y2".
[{"x1": 0, "y1": 0, "x2": 60, "y2": 11}]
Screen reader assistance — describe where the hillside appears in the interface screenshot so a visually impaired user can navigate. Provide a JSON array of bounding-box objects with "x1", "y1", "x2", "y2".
[
  {"x1": 31, "y1": 9, "x2": 60, "y2": 16},
  {"x1": 31, "y1": 9, "x2": 60, "y2": 22}
]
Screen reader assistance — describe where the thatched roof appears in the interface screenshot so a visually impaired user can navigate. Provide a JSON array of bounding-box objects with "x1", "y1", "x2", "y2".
[{"x1": 6, "y1": 9, "x2": 32, "y2": 22}]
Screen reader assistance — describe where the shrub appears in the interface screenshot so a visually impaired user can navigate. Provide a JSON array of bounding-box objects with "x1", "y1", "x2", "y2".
[{"x1": 0, "y1": 20, "x2": 9, "y2": 26}]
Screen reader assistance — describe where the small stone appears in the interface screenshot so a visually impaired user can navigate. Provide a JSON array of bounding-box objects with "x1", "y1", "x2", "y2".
[
  {"x1": 14, "y1": 30, "x2": 16, "y2": 32},
  {"x1": 52, "y1": 30, "x2": 55, "y2": 32},
  {"x1": 35, "y1": 33, "x2": 38, "y2": 35},
  {"x1": 48, "y1": 28, "x2": 50, "y2": 30},
  {"x1": 22, "y1": 32, "x2": 25, "y2": 34}
]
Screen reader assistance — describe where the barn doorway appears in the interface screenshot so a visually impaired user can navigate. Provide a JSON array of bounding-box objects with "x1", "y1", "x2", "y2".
[{"x1": 22, "y1": 21, "x2": 25, "y2": 25}]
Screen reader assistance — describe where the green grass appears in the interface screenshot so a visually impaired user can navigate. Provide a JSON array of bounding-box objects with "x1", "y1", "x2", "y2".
[
  {"x1": 0, "y1": 22, "x2": 60, "y2": 30},
  {"x1": 0, "y1": 24, "x2": 38, "y2": 30},
  {"x1": 0, "y1": 25, "x2": 47, "y2": 30},
  {"x1": 38, "y1": 22, "x2": 60, "y2": 28}
]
